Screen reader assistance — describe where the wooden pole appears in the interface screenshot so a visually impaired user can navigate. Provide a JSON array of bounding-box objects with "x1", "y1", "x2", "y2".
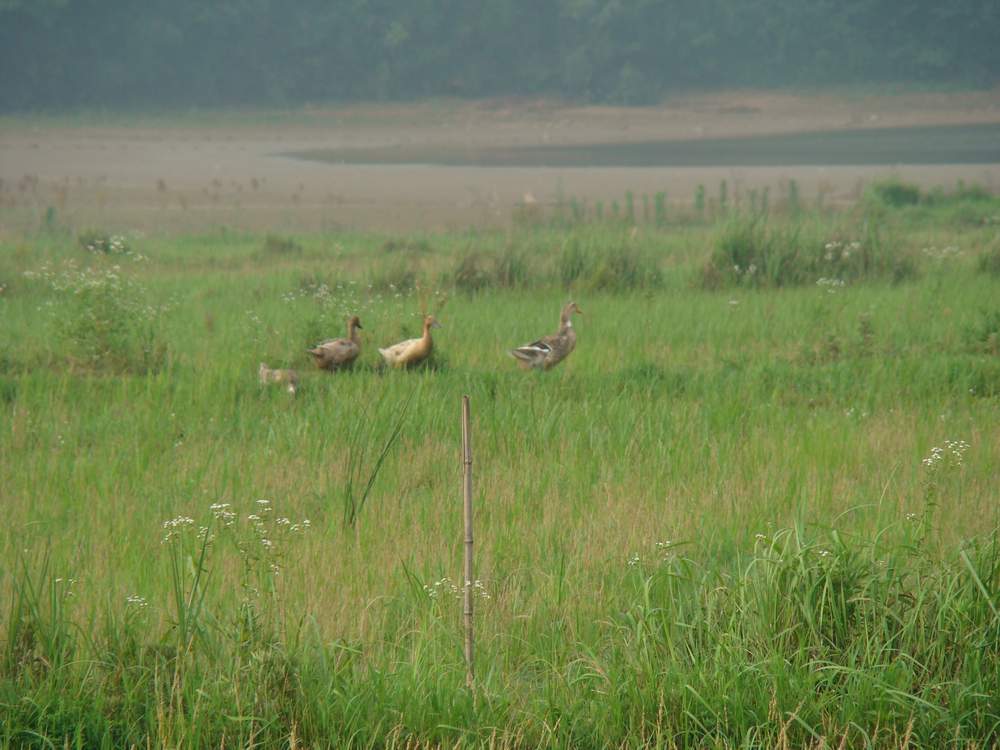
[{"x1": 461, "y1": 395, "x2": 474, "y2": 689}]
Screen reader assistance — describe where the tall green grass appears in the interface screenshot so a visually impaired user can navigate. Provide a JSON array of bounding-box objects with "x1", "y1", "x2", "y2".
[{"x1": 1, "y1": 205, "x2": 999, "y2": 747}]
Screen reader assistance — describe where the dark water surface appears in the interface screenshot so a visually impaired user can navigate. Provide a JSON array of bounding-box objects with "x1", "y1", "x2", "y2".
[{"x1": 289, "y1": 123, "x2": 1000, "y2": 168}]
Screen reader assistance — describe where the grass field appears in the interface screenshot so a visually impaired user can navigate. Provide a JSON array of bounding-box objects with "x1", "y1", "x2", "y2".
[{"x1": 2, "y1": 185, "x2": 1000, "y2": 747}]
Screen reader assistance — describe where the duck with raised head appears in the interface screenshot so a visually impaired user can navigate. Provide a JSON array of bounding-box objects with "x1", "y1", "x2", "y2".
[
  {"x1": 308, "y1": 315, "x2": 363, "y2": 371},
  {"x1": 379, "y1": 315, "x2": 441, "y2": 368},
  {"x1": 509, "y1": 302, "x2": 582, "y2": 371}
]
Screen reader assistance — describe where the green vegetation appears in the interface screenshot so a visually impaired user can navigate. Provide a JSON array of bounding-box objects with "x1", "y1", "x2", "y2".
[
  {"x1": 2, "y1": 1, "x2": 999, "y2": 111},
  {"x1": 700, "y1": 216, "x2": 917, "y2": 289},
  {"x1": 2, "y1": 186, "x2": 1000, "y2": 747}
]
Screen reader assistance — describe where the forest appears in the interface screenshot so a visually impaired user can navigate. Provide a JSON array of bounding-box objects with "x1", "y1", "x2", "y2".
[{"x1": 2, "y1": 0, "x2": 999, "y2": 111}]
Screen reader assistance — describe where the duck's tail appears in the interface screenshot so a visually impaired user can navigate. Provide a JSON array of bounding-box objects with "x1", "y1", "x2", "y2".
[{"x1": 509, "y1": 345, "x2": 546, "y2": 368}]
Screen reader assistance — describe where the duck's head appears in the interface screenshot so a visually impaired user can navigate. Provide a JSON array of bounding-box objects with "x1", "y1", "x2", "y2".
[
  {"x1": 562, "y1": 301, "x2": 583, "y2": 321},
  {"x1": 348, "y1": 314, "x2": 363, "y2": 330},
  {"x1": 424, "y1": 315, "x2": 442, "y2": 330}
]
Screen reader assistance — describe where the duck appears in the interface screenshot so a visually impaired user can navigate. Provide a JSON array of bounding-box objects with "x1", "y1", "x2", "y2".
[
  {"x1": 259, "y1": 362, "x2": 299, "y2": 395},
  {"x1": 379, "y1": 315, "x2": 441, "y2": 368},
  {"x1": 308, "y1": 315, "x2": 363, "y2": 370},
  {"x1": 510, "y1": 302, "x2": 582, "y2": 371}
]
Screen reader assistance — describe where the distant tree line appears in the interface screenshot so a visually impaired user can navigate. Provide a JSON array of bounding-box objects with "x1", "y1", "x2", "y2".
[{"x1": 2, "y1": 0, "x2": 998, "y2": 111}]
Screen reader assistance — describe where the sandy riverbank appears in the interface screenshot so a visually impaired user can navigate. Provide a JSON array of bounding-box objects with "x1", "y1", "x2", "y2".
[{"x1": 2, "y1": 89, "x2": 999, "y2": 233}]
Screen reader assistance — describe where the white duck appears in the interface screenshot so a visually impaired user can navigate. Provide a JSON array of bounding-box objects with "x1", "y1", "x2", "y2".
[{"x1": 379, "y1": 315, "x2": 441, "y2": 368}]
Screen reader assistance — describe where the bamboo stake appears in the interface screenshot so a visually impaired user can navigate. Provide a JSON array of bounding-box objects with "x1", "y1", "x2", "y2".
[{"x1": 461, "y1": 395, "x2": 474, "y2": 689}]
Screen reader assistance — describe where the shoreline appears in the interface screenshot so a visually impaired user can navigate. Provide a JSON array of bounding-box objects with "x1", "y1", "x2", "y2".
[{"x1": 2, "y1": 89, "x2": 999, "y2": 233}]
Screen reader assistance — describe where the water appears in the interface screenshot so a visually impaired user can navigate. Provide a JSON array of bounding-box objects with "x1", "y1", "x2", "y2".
[{"x1": 289, "y1": 123, "x2": 1000, "y2": 168}]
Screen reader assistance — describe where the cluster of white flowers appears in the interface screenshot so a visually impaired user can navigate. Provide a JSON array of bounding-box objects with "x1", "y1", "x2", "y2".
[
  {"x1": 245, "y1": 499, "x2": 311, "y2": 572},
  {"x1": 282, "y1": 280, "x2": 357, "y2": 303},
  {"x1": 816, "y1": 277, "x2": 846, "y2": 293},
  {"x1": 424, "y1": 577, "x2": 461, "y2": 599},
  {"x1": 467, "y1": 579, "x2": 491, "y2": 600},
  {"x1": 161, "y1": 515, "x2": 195, "y2": 543},
  {"x1": 249, "y1": 499, "x2": 273, "y2": 551},
  {"x1": 823, "y1": 240, "x2": 861, "y2": 262},
  {"x1": 162, "y1": 500, "x2": 310, "y2": 578},
  {"x1": 423, "y1": 577, "x2": 489, "y2": 600},
  {"x1": 922, "y1": 245, "x2": 962, "y2": 261},
  {"x1": 732, "y1": 263, "x2": 758, "y2": 276},
  {"x1": 160, "y1": 516, "x2": 214, "y2": 544},
  {"x1": 922, "y1": 439, "x2": 970, "y2": 469},
  {"x1": 125, "y1": 594, "x2": 148, "y2": 609},
  {"x1": 24, "y1": 259, "x2": 165, "y2": 323},
  {"x1": 628, "y1": 539, "x2": 687, "y2": 568},
  {"x1": 83, "y1": 234, "x2": 130, "y2": 255},
  {"x1": 273, "y1": 516, "x2": 310, "y2": 532},
  {"x1": 54, "y1": 577, "x2": 78, "y2": 599},
  {"x1": 25, "y1": 261, "x2": 118, "y2": 292},
  {"x1": 283, "y1": 279, "x2": 379, "y2": 317},
  {"x1": 210, "y1": 502, "x2": 236, "y2": 527},
  {"x1": 655, "y1": 540, "x2": 675, "y2": 561}
]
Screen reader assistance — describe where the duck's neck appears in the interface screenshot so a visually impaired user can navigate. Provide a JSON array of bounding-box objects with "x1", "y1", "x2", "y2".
[
  {"x1": 348, "y1": 321, "x2": 360, "y2": 345},
  {"x1": 422, "y1": 321, "x2": 434, "y2": 346},
  {"x1": 560, "y1": 312, "x2": 573, "y2": 331}
]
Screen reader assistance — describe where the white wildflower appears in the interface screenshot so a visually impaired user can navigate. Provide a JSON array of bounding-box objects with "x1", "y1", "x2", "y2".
[
  {"x1": 210, "y1": 502, "x2": 236, "y2": 526},
  {"x1": 922, "y1": 439, "x2": 969, "y2": 470},
  {"x1": 424, "y1": 577, "x2": 461, "y2": 600},
  {"x1": 161, "y1": 515, "x2": 195, "y2": 543},
  {"x1": 125, "y1": 594, "x2": 148, "y2": 609}
]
